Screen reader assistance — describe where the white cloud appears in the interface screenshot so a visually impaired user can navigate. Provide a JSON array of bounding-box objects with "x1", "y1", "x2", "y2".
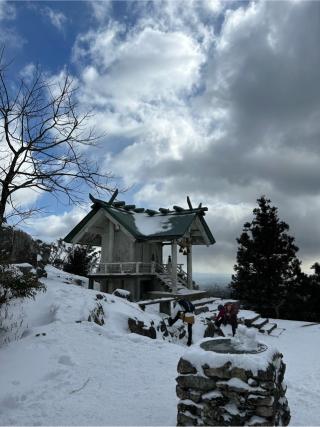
[
  {"x1": 19, "y1": 63, "x2": 37, "y2": 83},
  {"x1": 75, "y1": 26, "x2": 205, "y2": 108},
  {"x1": 205, "y1": 0, "x2": 224, "y2": 15},
  {"x1": 88, "y1": 0, "x2": 112, "y2": 23},
  {"x1": 0, "y1": 1, "x2": 15, "y2": 21},
  {"x1": 42, "y1": 7, "x2": 67, "y2": 32},
  {"x1": 72, "y1": 15, "x2": 209, "y2": 189},
  {"x1": 23, "y1": 1, "x2": 320, "y2": 273},
  {"x1": 0, "y1": 1, "x2": 24, "y2": 48},
  {"x1": 28, "y1": 205, "x2": 90, "y2": 241}
]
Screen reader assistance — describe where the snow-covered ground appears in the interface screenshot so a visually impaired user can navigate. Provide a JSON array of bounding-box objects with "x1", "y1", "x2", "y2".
[{"x1": 0, "y1": 266, "x2": 319, "y2": 426}]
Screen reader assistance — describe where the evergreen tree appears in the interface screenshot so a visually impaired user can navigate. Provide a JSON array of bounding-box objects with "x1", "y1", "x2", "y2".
[
  {"x1": 0, "y1": 260, "x2": 45, "y2": 307},
  {"x1": 49, "y1": 239, "x2": 71, "y2": 269},
  {"x1": 311, "y1": 262, "x2": 320, "y2": 277},
  {"x1": 63, "y1": 245, "x2": 99, "y2": 277},
  {"x1": 307, "y1": 262, "x2": 320, "y2": 322},
  {"x1": 230, "y1": 196, "x2": 302, "y2": 318}
]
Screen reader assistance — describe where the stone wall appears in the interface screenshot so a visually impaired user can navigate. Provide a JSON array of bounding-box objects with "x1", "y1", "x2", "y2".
[{"x1": 176, "y1": 340, "x2": 290, "y2": 426}]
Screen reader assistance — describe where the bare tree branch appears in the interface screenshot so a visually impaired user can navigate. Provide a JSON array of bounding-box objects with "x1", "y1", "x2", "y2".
[{"x1": 0, "y1": 51, "x2": 116, "y2": 226}]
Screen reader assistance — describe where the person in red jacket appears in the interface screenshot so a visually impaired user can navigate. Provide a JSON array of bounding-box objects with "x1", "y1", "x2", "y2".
[
  {"x1": 225, "y1": 302, "x2": 239, "y2": 336},
  {"x1": 214, "y1": 304, "x2": 227, "y2": 328},
  {"x1": 214, "y1": 303, "x2": 239, "y2": 336}
]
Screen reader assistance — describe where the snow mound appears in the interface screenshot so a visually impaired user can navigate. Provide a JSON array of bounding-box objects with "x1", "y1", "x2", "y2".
[{"x1": 0, "y1": 266, "x2": 319, "y2": 426}]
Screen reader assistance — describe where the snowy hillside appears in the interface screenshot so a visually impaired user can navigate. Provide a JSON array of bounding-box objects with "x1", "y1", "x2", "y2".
[{"x1": 0, "y1": 267, "x2": 319, "y2": 426}]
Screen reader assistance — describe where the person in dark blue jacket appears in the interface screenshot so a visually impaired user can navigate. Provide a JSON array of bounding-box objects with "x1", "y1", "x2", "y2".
[{"x1": 167, "y1": 299, "x2": 195, "y2": 346}]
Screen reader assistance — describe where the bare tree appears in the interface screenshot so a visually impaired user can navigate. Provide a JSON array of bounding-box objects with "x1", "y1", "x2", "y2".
[{"x1": 0, "y1": 51, "x2": 114, "y2": 226}]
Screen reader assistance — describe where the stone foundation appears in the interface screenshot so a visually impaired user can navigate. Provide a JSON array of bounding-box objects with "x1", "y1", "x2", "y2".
[{"x1": 176, "y1": 338, "x2": 290, "y2": 426}]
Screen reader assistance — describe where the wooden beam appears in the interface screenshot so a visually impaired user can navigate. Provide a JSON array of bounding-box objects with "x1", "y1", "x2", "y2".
[
  {"x1": 173, "y1": 205, "x2": 184, "y2": 212},
  {"x1": 71, "y1": 209, "x2": 105, "y2": 244},
  {"x1": 124, "y1": 205, "x2": 136, "y2": 210},
  {"x1": 187, "y1": 244, "x2": 193, "y2": 289},
  {"x1": 187, "y1": 196, "x2": 193, "y2": 210},
  {"x1": 145, "y1": 209, "x2": 158, "y2": 216},
  {"x1": 108, "y1": 189, "x2": 119, "y2": 204},
  {"x1": 113, "y1": 201, "x2": 126, "y2": 207},
  {"x1": 102, "y1": 210, "x2": 136, "y2": 242},
  {"x1": 107, "y1": 221, "x2": 114, "y2": 262},
  {"x1": 171, "y1": 239, "x2": 178, "y2": 291},
  {"x1": 159, "y1": 208, "x2": 170, "y2": 214}
]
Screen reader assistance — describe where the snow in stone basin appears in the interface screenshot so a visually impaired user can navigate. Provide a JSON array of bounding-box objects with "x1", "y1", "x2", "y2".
[
  {"x1": 0, "y1": 265, "x2": 320, "y2": 425},
  {"x1": 133, "y1": 212, "x2": 174, "y2": 235},
  {"x1": 182, "y1": 337, "x2": 279, "y2": 376}
]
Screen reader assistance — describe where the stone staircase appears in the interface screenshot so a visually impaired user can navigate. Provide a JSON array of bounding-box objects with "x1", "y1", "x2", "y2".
[
  {"x1": 242, "y1": 313, "x2": 279, "y2": 336},
  {"x1": 192, "y1": 298, "x2": 283, "y2": 337}
]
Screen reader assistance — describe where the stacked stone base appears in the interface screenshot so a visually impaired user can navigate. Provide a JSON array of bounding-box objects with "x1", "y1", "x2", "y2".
[{"x1": 176, "y1": 349, "x2": 290, "y2": 426}]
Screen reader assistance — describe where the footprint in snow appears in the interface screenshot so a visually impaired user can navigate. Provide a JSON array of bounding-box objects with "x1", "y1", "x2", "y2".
[
  {"x1": 0, "y1": 394, "x2": 20, "y2": 410},
  {"x1": 58, "y1": 355, "x2": 74, "y2": 366}
]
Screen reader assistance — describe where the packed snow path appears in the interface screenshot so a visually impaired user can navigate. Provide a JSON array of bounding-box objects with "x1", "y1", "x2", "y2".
[
  {"x1": 1, "y1": 323, "x2": 182, "y2": 425},
  {"x1": 0, "y1": 267, "x2": 184, "y2": 426},
  {"x1": 0, "y1": 266, "x2": 320, "y2": 425}
]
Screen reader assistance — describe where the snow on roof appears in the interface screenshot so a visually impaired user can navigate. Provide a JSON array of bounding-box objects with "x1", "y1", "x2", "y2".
[
  {"x1": 132, "y1": 212, "x2": 174, "y2": 235},
  {"x1": 64, "y1": 195, "x2": 216, "y2": 244}
]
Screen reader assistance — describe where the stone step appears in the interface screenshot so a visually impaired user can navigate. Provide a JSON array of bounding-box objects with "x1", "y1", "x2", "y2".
[
  {"x1": 193, "y1": 298, "x2": 219, "y2": 307},
  {"x1": 251, "y1": 318, "x2": 269, "y2": 329},
  {"x1": 259, "y1": 322, "x2": 277, "y2": 334},
  {"x1": 269, "y1": 327, "x2": 286, "y2": 337},
  {"x1": 194, "y1": 305, "x2": 210, "y2": 315},
  {"x1": 244, "y1": 314, "x2": 261, "y2": 327}
]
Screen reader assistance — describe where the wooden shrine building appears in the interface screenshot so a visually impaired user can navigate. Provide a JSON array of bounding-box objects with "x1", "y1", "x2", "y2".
[{"x1": 64, "y1": 190, "x2": 216, "y2": 301}]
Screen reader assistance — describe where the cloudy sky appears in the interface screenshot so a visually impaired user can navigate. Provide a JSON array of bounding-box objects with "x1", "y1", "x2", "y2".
[{"x1": 1, "y1": 0, "x2": 320, "y2": 275}]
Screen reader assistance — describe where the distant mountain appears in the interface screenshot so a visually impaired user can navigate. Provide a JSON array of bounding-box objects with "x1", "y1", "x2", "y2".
[{"x1": 193, "y1": 272, "x2": 231, "y2": 288}]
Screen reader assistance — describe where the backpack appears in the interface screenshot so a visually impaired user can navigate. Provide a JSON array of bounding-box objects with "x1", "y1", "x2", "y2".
[{"x1": 224, "y1": 302, "x2": 239, "y2": 316}]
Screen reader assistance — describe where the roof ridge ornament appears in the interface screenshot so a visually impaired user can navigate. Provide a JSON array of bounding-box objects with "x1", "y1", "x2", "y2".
[
  {"x1": 173, "y1": 205, "x2": 184, "y2": 212},
  {"x1": 145, "y1": 209, "x2": 158, "y2": 216},
  {"x1": 124, "y1": 204, "x2": 136, "y2": 211},
  {"x1": 113, "y1": 201, "x2": 125, "y2": 207},
  {"x1": 65, "y1": 192, "x2": 215, "y2": 245},
  {"x1": 108, "y1": 189, "x2": 119, "y2": 205},
  {"x1": 90, "y1": 192, "x2": 208, "y2": 215},
  {"x1": 187, "y1": 196, "x2": 193, "y2": 210},
  {"x1": 89, "y1": 193, "x2": 96, "y2": 204},
  {"x1": 159, "y1": 208, "x2": 170, "y2": 214}
]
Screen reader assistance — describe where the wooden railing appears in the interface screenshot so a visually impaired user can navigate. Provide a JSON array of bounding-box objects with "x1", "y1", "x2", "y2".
[
  {"x1": 90, "y1": 262, "x2": 187, "y2": 277},
  {"x1": 91, "y1": 262, "x2": 154, "y2": 275},
  {"x1": 177, "y1": 265, "x2": 188, "y2": 285},
  {"x1": 156, "y1": 263, "x2": 184, "y2": 274}
]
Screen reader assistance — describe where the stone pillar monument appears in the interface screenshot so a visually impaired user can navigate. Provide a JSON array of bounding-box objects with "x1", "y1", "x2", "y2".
[{"x1": 176, "y1": 328, "x2": 290, "y2": 426}]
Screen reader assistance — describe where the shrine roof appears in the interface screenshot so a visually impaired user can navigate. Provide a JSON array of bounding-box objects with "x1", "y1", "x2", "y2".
[{"x1": 64, "y1": 193, "x2": 215, "y2": 245}]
